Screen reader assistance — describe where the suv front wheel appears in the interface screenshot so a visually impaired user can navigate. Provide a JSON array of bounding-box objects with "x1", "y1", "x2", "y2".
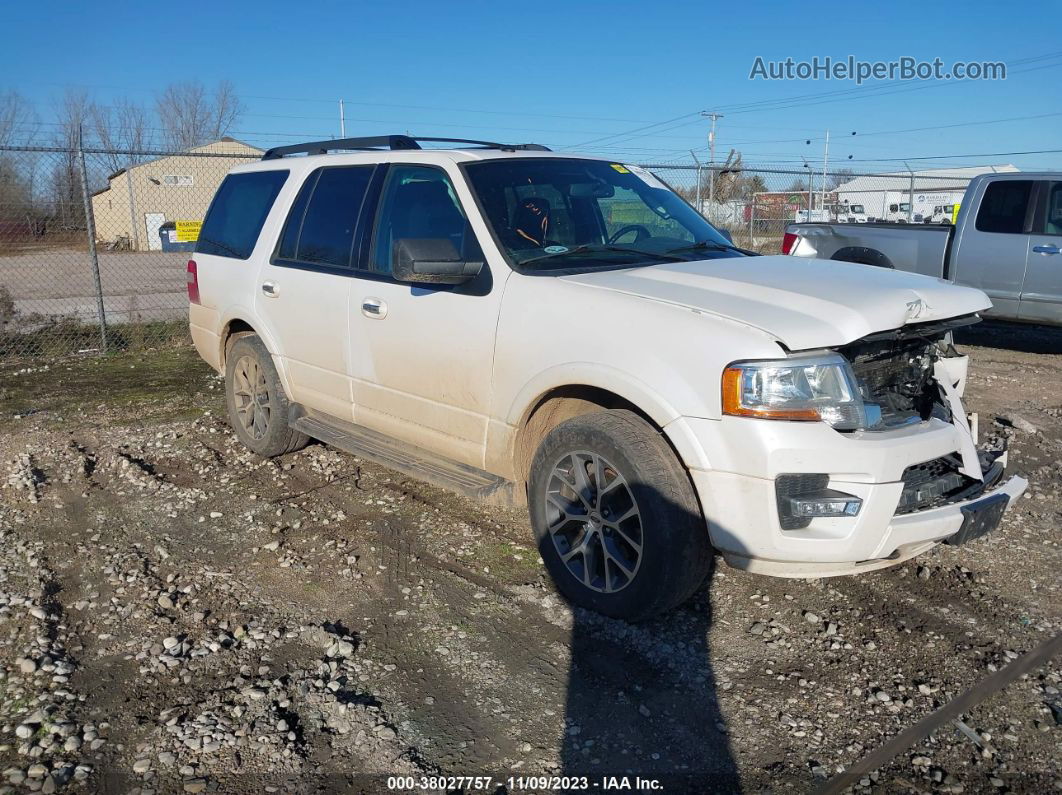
[
  {"x1": 224, "y1": 334, "x2": 309, "y2": 457},
  {"x1": 528, "y1": 410, "x2": 713, "y2": 621}
]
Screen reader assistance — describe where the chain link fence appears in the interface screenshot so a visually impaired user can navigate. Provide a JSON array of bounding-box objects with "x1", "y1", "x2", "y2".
[
  {"x1": 649, "y1": 163, "x2": 977, "y2": 254},
  {"x1": 0, "y1": 142, "x2": 259, "y2": 358},
  {"x1": 0, "y1": 143, "x2": 980, "y2": 359}
]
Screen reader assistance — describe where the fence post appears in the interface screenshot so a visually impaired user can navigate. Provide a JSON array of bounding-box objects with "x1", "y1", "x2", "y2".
[
  {"x1": 77, "y1": 133, "x2": 108, "y2": 353},
  {"x1": 905, "y1": 162, "x2": 915, "y2": 223},
  {"x1": 749, "y1": 196, "x2": 755, "y2": 247}
]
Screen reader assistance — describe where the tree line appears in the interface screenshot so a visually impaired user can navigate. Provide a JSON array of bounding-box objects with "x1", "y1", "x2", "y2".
[{"x1": 0, "y1": 81, "x2": 244, "y2": 237}]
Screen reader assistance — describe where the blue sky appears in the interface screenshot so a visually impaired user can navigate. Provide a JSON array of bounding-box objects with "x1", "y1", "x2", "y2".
[{"x1": 4, "y1": 0, "x2": 1061, "y2": 171}]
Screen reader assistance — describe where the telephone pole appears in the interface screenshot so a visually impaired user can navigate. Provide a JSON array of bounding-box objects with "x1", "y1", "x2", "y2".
[
  {"x1": 821, "y1": 129, "x2": 830, "y2": 215},
  {"x1": 701, "y1": 111, "x2": 723, "y2": 211},
  {"x1": 339, "y1": 99, "x2": 346, "y2": 138}
]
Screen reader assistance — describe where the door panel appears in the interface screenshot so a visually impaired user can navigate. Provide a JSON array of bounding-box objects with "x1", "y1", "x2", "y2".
[
  {"x1": 254, "y1": 166, "x2": 374, "y2": 421},
  {"x1": 347, "y1": 163, "x2": 502, "y2": 467},
  {"x1": 255, "y1": 267, "x2": 353, "y2": 420},
  {"x1": 951, "y1": 179, "x2": 1034, "y2": 319},
  {"x1": 1019, "y1": 181, "x2": 1062, "y2": 324}
]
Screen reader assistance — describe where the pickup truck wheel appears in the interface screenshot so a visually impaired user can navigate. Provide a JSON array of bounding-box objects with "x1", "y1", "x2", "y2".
[
  {"x1": 225, "y1": 335, "x2": 309, "y2": 457},
  {"x1": 528, "y1": 410, "x2": 712, "y2": 621}
]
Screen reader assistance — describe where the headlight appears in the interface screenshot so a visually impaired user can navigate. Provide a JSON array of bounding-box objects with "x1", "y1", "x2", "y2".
[{"x1": 722, "y1": 353, "x2": 867, "y2": 430}]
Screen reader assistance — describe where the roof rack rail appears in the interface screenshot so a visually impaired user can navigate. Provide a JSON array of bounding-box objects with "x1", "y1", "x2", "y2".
[{"x1": 262, "y1": 135, "x2": 551, "y2": 160}]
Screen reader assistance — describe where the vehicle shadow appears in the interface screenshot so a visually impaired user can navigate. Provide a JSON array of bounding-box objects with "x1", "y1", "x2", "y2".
[
  {"x1": 551, "y1": 489, "x2": 742, "y2": 793},
  {"x1": 955, "y1": 320, "x2": 1062, "y2": 355}
]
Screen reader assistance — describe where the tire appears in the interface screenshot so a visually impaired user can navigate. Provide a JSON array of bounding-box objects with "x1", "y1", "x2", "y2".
[
  {"x1": 224, "y1": 335, "x2": 309, "y2": 457},
  {"x1": 527, "y1": 410, "x2": 713, "y2": 621}
]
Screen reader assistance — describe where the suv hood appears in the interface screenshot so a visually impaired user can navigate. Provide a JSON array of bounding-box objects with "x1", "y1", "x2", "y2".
[{"x1": 560, "y1": 255, "x2": 991, "y2": 350}]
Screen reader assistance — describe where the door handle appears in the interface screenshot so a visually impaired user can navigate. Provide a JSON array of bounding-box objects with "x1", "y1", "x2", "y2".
[
  {"x1": 361, "y1": 297, "x2": 387, "y2": 319},
  {"x1": 261, "y1": 281, "x2": 279, "y2": 297},
  {"x1": 1032, "y1": 244, "x2": 1060, "y2": 255}
]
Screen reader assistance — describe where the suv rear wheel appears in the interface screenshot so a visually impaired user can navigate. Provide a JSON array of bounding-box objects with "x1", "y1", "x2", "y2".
[
  {"x1": 528, "y1": 410, "x2": 712, "y2": 621},
  {"x1": 225, "y1": 335, "x2": 309, "y2": 457}
]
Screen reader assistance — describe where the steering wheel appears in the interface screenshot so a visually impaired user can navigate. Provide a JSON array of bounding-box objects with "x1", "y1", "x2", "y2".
[{"x1": 608, "y1": 224, "x2": 651, "y2": 244}]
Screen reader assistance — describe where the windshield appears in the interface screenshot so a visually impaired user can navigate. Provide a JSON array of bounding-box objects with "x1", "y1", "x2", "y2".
[
  {"x1": 462, "y1": 158, "x2": 742, "y2": 271},
  {"x1": 850, "y1": 205, "x2": 864, "y2": 213}
]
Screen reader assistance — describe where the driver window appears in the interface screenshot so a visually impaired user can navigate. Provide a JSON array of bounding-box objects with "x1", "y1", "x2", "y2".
[
  {"x1": 372, "y1": 165, "x2": 475, "y2": 275},
  {"x1": 598, "y1": 185, "x2": 694, "y2": 243}
]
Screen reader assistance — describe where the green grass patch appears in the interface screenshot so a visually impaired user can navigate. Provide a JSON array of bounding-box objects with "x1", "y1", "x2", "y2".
[
  {"x1": 0, "y1": 346, "x2": 217, "y2": 428},
  {"x1": 478, "y1": 540, "x2": 542, "y2": 585},
  {"x1": 0, "y1": 318, "x2": 190, "y2": 360}
]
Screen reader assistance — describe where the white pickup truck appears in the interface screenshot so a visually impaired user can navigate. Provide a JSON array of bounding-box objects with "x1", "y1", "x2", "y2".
[{"x1": 188, "y1": 135, "x2": 1026, "y2": 620}]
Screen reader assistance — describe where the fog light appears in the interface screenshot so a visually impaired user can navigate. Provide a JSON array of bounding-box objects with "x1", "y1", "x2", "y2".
[{"x1": 784, "y1": 490, "x2": 862, "y2": 519}]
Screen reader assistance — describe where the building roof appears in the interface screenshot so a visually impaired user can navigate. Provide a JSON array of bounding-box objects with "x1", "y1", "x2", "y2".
[
  {"x1": 835, "y1": 164, "x2": 1020, "y2": 193},
  {"x1": 93, "y1": 138, "x2": 263, "y2": 196}
]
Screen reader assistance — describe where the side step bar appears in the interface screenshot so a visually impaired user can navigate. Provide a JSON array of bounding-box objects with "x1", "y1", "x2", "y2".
[{"x1": 291, "y1": 410, "x2": 515, "y2": 505}]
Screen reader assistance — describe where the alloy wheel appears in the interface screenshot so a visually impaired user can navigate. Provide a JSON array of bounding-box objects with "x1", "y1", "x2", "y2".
[
  {"x1": 232, "y1": 355, "x2": 272, "y2": 441},
  {"x1": 543, "y1": 450, "x2": 643, "y2": 594}
]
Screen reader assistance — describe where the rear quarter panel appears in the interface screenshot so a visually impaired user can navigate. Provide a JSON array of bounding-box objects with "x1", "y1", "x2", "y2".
[{"x1": 190, "y1": 163, "x2": 301, "y2": 387}]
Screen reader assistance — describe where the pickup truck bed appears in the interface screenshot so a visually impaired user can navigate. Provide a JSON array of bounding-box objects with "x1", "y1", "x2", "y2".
[
  {"x1": 786, "y1": 222, "x2": 954, "y2": 279},
  {"x1": 784, "y1": 172, "x2": 1062, "y2": 326}
]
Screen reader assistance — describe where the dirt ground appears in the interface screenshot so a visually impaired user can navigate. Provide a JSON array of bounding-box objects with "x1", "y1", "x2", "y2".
[{"x1": 0, "y1": 322, "x2": 1059, "y2": 794}]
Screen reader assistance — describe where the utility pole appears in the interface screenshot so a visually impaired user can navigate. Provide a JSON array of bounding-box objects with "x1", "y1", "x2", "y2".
[
  {"x1": 701, "y1": 111, "x2": 723, "y2": 213},
  {"x1": 821, "y1": 130, "x2": 830, "y2": 216},
  {"x1": 339, "y1": 99, "x2": 346, "y2": 138}
]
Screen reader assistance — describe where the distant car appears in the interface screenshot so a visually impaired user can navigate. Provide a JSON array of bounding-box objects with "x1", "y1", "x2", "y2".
[
  {"x1": 784, "y1": 172, "x2": 1062, "y2": 325},
  {"x1": 187, "y1": 134, "x2": 1027, "y2": 620}
]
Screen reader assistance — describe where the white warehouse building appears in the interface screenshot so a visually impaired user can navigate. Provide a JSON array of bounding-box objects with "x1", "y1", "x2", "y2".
[{"x1": 833, "y1": 164, "x2": 1020, "y2": 222}]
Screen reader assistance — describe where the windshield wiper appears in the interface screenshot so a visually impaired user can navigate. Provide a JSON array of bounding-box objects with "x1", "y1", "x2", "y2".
[
  {"x1": 519, "y1": 244, "x2": 684, "y2": 267},
  {"x1": 665, "y1": 240, "x2": 744, "y2": 255}
]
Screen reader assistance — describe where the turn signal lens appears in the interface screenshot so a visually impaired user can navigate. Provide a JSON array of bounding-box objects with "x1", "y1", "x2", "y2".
[{"x1": 722, "y1": 368, "x2": 820, "y2": 420}]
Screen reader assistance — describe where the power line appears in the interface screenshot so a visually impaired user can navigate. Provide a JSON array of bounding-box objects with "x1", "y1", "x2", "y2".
[{"x1": 579, "y1": 51, "x2": 1062, "y2": 151}]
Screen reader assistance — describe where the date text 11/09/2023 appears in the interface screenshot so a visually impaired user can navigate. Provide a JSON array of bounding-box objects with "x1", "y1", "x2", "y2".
[{"x1": 386, "y1": 775, "x2": 665, "y2": 791}]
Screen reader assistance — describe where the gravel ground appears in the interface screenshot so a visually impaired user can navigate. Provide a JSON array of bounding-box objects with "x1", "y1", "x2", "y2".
[{"x1": 0, "y1": 322, "x2": 1058, "y2": 794}]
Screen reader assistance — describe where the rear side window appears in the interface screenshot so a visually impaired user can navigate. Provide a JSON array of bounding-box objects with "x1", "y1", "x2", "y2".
[
  {"x1": 197, "y1": 170, "x2": 288, "y2": 259},
  {"x1": 277, "y1": 166, "x2": 373, "y2": 268},
  {"x1": 975, "y1": 180, "x2": 1032, "y2": 234}
]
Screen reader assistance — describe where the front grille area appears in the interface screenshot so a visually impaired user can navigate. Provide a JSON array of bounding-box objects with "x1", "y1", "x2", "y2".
[
  {"x1": 896, "y1": 454, "x2": 972, "y2": 514},
  {"x1": 840, "y1": 335, "x2": 947, "y2": 428}
]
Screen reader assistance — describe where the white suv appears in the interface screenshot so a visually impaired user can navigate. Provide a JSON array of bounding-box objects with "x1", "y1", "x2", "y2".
[{"x1": 188, "y1": 135, "x2": 1026, "y2": 621}]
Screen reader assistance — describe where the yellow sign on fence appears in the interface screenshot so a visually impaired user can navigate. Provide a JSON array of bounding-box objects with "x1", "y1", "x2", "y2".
[{"x1": 175, "y1": 220, "x2": 202, "y2": 242}]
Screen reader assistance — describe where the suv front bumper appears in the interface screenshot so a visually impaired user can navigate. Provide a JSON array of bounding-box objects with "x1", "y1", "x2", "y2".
[{"x1": 675, "y1": 415, "x2": 1028, "y2": 578}]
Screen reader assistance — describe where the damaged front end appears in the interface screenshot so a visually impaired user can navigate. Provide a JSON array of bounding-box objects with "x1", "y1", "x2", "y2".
[
  {"x1": 837, "y1": 313, "x2": 1013, "y2": 519},
  {"x1": 836, "y1": 315, "x2": 977, "y2": 430}
]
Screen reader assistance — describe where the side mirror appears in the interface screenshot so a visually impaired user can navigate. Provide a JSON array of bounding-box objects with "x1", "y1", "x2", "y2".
[
  {"x1": 718, "y1": 228, "x2": 734, "y2": 244},
  {"x1": 392, "y1": 238, "x2": 483, "y2": 285}
]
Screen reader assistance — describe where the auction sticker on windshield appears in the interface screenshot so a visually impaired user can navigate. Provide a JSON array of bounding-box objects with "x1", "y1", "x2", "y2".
[
  {"x1": 543, "y1": 245, "x2": 569, "y2": 254},
  {"x1": 627, "y1": 165, "x2": 668, "y2": 190}
]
